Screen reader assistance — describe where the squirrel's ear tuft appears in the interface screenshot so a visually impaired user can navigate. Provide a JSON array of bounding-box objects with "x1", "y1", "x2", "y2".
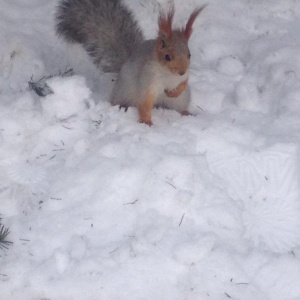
[
  {"x1": 157, "y1": 36, "x2": 166, "y2": 51},
  {"x1": 181, "y1": 4, "x2": 207, "y2": 41},
  {"x1": 158, "y1": 5, "x2": 175, "y2": 40}
]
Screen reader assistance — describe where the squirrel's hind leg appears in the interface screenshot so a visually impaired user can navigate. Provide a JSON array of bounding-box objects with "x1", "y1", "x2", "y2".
[{"x1": 137, "y1": 91, "x2": 156, "y2": 126}]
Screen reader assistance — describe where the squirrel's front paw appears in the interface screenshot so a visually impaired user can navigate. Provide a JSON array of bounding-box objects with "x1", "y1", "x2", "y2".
[
  {"x1": 164, "y1": 80, "x2": 188, "y2": 98},
  {"x1": 164, "y1": 88, "x2": 181, "y2": 98}
]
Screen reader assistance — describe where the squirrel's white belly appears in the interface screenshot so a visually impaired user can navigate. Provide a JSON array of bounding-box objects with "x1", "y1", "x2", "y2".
[
  {"x1": 154, "y1": 63, "x2": 189, "y2": 93},
  {"x1": 111, "y1": 58, "x2": 190, "y2": 111}
]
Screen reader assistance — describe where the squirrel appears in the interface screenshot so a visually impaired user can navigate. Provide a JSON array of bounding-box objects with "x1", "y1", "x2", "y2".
[{"x1": 56, "y1": 0, "x2": 206, "y2": 125}]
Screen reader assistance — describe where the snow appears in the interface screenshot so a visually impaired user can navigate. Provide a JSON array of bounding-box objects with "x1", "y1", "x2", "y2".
[{"x1": 1, "y1": 0, "x2": 300, "y2": 299}]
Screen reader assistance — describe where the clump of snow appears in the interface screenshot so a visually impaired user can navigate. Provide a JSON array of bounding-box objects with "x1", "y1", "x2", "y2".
[
  {"x1": 235, "y1": 79, "x2": 264, "y2": 112},
  {"x1": 41, "y1": 75, "x2": 93, "y2": 120},
  {"x1": 217, "y1": 55, "x2": 244, "y2": 76}
]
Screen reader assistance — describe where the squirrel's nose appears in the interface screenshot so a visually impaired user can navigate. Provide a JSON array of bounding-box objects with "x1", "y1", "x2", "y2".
[{"x1": 179, "y1": 71, "x2": 185, "y2": 76}]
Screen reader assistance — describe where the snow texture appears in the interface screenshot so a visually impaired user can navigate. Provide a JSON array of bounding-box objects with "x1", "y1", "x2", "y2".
[{"x1": 1, "y1": 0, "x2": 300, "y2": 299}]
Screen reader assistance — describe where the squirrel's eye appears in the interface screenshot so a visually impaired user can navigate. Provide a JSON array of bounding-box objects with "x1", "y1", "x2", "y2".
[
  {"x1": 188, "y1": 53, "x2": 191, "y2": 59},
  {"x1": 165, "y1": 54, "x2": 171, "y2": 61}
]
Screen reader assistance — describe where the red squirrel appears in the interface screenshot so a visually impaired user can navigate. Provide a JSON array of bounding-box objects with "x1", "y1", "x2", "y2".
[{"x1": 56, "y1": 0, "x2": 206, "y2": 125}]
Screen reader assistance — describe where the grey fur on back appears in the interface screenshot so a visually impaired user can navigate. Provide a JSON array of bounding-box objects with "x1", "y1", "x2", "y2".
[{"x1": 56, "y1": 0, "x2": 145, "y2": 73}]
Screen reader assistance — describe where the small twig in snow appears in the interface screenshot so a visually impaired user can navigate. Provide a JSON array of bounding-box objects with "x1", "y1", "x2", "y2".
[
  {"x1": 123, "y1": 199, "x2": 139, "y2": 206},
  {"x1": 62, "y1": 124, "x2": 73, "y2": 130},
  {"x1": 19, "y1": 239, "x2": 30, "y2": 242},
  {"x1": 109, "y1": 247, "x2": 119, "y2": 254},
  {"x1": 28, "y1": 80, "x2": 54, "y2": 97},
  {"x1": 166, "y1": 180, "x2": 176, "y2": 189},
  {"x1": 28, "y1": 68, "x2": 74, "y2": 97},
  {"x1": 124, "y1": 235, "x2": 136, "y2": 238},
  {"x1": 179, "y1": 213, "x2": 185, "y2": 227},
  {"x1": 0, "y1": 225, "x2": 13, "y2": 250}
]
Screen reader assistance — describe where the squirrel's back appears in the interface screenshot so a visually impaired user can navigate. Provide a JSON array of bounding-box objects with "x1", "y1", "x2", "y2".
[{"x1": 56, "y1": 0, "x2": 144, "y2": 73}]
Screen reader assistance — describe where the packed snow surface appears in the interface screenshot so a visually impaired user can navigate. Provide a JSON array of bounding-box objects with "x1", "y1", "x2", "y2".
[{"x1": 1, "y1": 0, "x2": 300, "y2": 299}]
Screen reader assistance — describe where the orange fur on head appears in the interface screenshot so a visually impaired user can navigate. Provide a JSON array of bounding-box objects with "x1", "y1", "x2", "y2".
[
  {"x1": 181, "y1": 4, "x2": 207, "y2": 41},
  {"x1": 158, "y1": 5, "x2": 175, "y2": 40}
]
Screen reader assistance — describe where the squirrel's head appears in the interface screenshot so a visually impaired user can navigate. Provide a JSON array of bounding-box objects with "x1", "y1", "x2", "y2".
[{"x1": 156, "y1": 4, "x2": 206, "y2": 76}]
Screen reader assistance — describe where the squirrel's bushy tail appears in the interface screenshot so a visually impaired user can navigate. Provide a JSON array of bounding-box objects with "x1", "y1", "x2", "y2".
[{"x1": 56, "y1": 0, "x2": 144, "y2": 73}]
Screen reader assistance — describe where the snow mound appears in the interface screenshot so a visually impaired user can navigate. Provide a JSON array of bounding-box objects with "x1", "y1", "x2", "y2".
[
  {"x1": 41, "y1": 75, "x2": 93, "y2": 120},
  {"x1": 243, "y1": 188, "x2": 300, "y2": 252},
  {"x1": 1, "y1": 0, "x2": 300, "y2": 299},
  {"x1": 217, "y1": 55, "x2": 244, "y2": 76},
  {"x1": 7, "y1": 161, "x2": 47, "y2": 189},
  {"x1": 208, "y1": 144, "x2": 300, "y2": 252}
]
